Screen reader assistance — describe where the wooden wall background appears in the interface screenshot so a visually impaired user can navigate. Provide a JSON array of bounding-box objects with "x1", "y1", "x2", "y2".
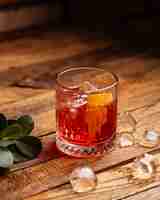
[
  {"x1": 0, "y1": 0, "x2": 63, "y2": 32},
  {"x1": 0, "y1": 0, "x2": 160, "y2": 48}
]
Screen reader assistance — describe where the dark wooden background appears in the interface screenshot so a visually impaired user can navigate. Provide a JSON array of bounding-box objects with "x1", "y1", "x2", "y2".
[
  {"x1": 0, "y1": 1, "x2": 160, "y2": 52},
  {"x1": 64, "y1": 1, "x2": 160, "y2": 49}
]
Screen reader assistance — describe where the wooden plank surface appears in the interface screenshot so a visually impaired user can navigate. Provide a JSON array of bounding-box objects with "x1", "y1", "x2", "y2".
[
  {"x1": 26, "y1": 151, "x2": 160, "y2": 200},
  {"x1": 0, "y1": 100, "x2": 160, "y2": 199},
  {"x1": 0, "y1": 30, "x2": 111, "y2": 72},
  {"x1": 124, "y1": 186, "x2": 160, "y2": 200},
  {"x1": 0, "y1": 30, "x2": 112, "y2": 136},
  {"x1": 0, "y1": 52, "x2": 159, "y2": 136},
  {"x1": 0, "y1": 88, "x2": 55, "y2": 137},
  {"x1": 0, "y1": 1, "x2": 62, "y2": 32},
  {"x1": 0, "y1": 29, "x2": 159, "y2": 200}
]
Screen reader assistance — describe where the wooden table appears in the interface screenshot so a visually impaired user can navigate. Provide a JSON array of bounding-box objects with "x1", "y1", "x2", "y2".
[{"x1": 0, "y1": 27, "x2": 160, "y2": 200}]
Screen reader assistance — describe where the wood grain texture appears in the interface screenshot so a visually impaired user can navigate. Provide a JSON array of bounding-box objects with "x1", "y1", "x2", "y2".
[
  {"x1": 0, "y1": 49, "x2": 159, "y2": 112},
  {"x1": 26, "y1": 151, "x2": 160, "y2": 200},
  {"x1": 0, "y1": 29, "x2": 159, "y2": 200},
  {"x1": 0, "y1": 31, "x2": 111, "y2": 72},
  {"x1": 124, "y1": 186, "x2": 160, "y2": 200},
  {"x1": 0, "y1": 31, "x2": 111, "y2": 136},
  {"x1": 0, "y1": 52, "x2": 159, "y2": 137},
  {"x1": 0, "y1": 56, "x2": 159, "y2": 136},
  {"x1": 0, "y1": 1, "x2": 62, "y2": 32},
  {"x1": 0, "y1": 87, "x2": 55, "y2": 137},
  {"x1": 1, "y1": 100, "x2": 160, "y2": 199},
  {"x1": 1, "y1": 144, "x2": 159, "y2": 200}
]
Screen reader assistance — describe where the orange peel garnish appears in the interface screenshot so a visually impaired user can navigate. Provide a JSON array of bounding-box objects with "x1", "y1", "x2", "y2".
[
  {"x1": 87, "y1": 92, "x2": 113, "y2": 107},
  {"x1": 85, "y1": 92, "x2": 113, "y2": 138}
]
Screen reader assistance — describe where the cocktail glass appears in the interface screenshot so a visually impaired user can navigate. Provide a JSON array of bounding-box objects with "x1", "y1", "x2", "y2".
[{"x1": 56, "y1": 67, "x2": 118, "y2": 157}]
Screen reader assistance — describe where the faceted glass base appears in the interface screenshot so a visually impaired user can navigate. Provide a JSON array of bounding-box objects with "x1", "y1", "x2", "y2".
[{"x1": 56, "y1": 135, "x2": 115, "y2": 158}]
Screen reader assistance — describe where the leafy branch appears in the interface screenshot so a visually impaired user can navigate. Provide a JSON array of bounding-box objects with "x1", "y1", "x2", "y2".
[{"x1": 0, "y1": 114, "x2": 42, "y2": 173}]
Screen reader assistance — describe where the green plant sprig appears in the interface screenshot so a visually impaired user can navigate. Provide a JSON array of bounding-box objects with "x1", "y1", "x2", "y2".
[{"x1": 0, "y1": 114, "x2": 42, "y2": 173}]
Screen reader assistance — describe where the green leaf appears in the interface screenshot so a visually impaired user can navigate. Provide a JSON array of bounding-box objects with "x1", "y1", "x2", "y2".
[
  {"x1": 0, "y1": 113, "x2": 8, "y2": 131},
  {"x1": 17, "y1": 115, "x2": 34, "y2": 135},
  {"x1": 7, "y1": 119, "x2": 17, "y2": 125},
  {"x1": 0, "y1": 124, "x2": 23, "y2": 140},
  {"x1": 0, "y1": 140, "x2": 15, "y2": 147},
  {"x1": 0, "y1": 147, "x2": 14, "y2": 168},
  {"x1": 16, "y1": 136, "x2": 42, "y2": 159},
  {"x1": 8, "y1": 144, "x2": 28, "y2": 163}
]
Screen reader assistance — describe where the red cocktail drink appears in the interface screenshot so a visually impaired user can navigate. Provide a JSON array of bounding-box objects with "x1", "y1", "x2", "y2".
[{"x1": 56, "y1": 68, "x2": 118, "y2": 157}]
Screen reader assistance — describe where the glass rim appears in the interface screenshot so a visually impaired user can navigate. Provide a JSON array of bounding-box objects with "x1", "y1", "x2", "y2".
[{"x1": 56, "y1": 67, "x2": 119, "y2": 92}]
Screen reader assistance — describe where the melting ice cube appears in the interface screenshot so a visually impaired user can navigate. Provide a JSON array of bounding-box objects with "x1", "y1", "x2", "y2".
[
  {"x1": 131, "y1": 153, "x2": 156, "y2": 180},
  {"x1": 69, "y1": 165, "x2": 97, "y2": 193},
  {"x1": 80, "y1": 81, "x2": 97, "y2": 93},
  {"x1": 138, "y1": 130, "x2": 160, "y2": 148},
  {"x1": 119, "y1": 133, "x2": 134, "y2": 147}
]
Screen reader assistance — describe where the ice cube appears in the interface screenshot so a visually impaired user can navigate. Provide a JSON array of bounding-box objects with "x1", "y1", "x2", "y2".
[
  {"x1": 92, "y1": 72, "x2": 116, "y2": 90},
  {"x1": 138, "y1": 130, "x2": 160, "y2": 148},
  {"x1": 131, "y1": 153, "x2": 156, "y2": 180},
  {"x1": 146, "y1": 130, "x2": 159, "y2": 142},
  {"x1": 80, "y1": 81, "x2": 97, "y2": 93},
  {"x1": 71, "y1": 94, "x2": 87, "y2": 108},
  {"x1": 119, "y1": 133, "x2": 134, "y2": 147},
  {"x1": 69, "y1": 165, "x2": 97, "y2": 193}
]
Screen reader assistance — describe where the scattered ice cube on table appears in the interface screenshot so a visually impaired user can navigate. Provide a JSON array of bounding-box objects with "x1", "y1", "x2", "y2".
[
  {"x1": 69, "y1": 165, "x2": 97, "y2": 193},
  {"x1": 131, "y1": 153, "x2": 156, "y2": 180},
  {"x1": 146, "y1": 130, "x2": 159, "y2": 142},
  {"x1": 138, "y1": 130, "x2": 159, "y2": 148},
  {"x1": 141, "y1": 153, "x2": 155, "y2": 164},
  {"x1": 119, "y1": 133, "x2": 134, "y2": 147}
]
